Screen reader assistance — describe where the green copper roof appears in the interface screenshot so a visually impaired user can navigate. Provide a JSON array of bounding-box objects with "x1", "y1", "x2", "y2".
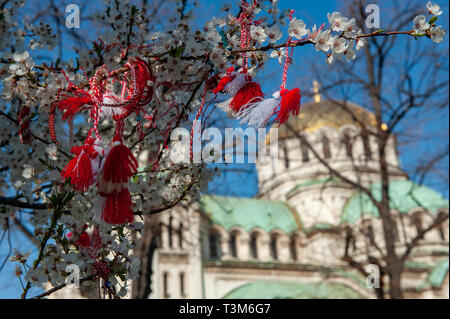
[
  {"x1": 199, "y1": 195, "x2": 301, "y2": 234},
  {"x1": 341, "y1": 180, "x2": 449, "y2": 224},
  {"x1": 428, "y1": 259, "x2": 449, "y2": 288},
  {"x1": 223, "y1": 280, "x2": 364, "y2": 299}
]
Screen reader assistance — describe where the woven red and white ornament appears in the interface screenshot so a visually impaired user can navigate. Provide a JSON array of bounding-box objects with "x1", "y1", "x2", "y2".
[
  {"x1": 212, "y1": 0, "x2": 264, "y2": 114},
  {"x1": 96, "y1": 122, "x2": 138, "y2": 225},
  {"x1": 53, "y1": 58, "x2": 154, "y2": 225},
  {"x1": 238, "y1": 10, "x2": 304, "y2": 128}
]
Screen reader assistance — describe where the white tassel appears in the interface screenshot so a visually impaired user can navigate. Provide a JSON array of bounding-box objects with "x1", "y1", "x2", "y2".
[
  {"x1": 93, "y1": 195, "x2": 107, "y2": 224},
  {"x1": 236, "y1": 91, "x2": 281, "y2": 128},
  {"x1": 225, "y1": 73, "x2": 247, "y2": 96},
  {"x1": 216, "y1": 97, "x2": 236, "y2": 118},
  {"x1": 99, "y1": 92, "x2": 124, "y2": 118}
]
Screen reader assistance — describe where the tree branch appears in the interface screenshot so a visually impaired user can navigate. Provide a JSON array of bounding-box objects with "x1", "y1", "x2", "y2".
[
  {"x1": 401, "y1": 212, "x2": 449, "y2": 262},
  {"x1": 0, "y1": 196, "x2": 47, "y2": 210},
  {"x1": 31, "y1": 274, "x2": 96, "y2": 299}
]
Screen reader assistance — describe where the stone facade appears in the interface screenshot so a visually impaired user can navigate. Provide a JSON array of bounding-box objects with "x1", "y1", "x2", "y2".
[
  {"x1": 52, "y1": 100, "x2": 449, "y2": 299},
  {"x1": 149, "y1": 100, "x2": 449, "y2": 299}
]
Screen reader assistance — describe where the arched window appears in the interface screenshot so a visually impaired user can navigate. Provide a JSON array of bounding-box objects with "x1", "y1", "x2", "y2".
[
  {"x1": 344, "y1": 225, "x2": 356, "y2": 256},
  {"x1": 300, "y1": 138, "x2": 309, "y2": 163},
  {"x1": 163, "y1": 272, "x2": 170, "y2": 298},
  {"x1": 250, "y1": 233, "x2": 258, "y2": 259},
  {"x1": 322, "y1": 134, "x2": 331, "y2": 159},
  {"x1": 157, "y1": 222, "x2": 163, "y2": 248},
  {"x1": 289, "y1": 235, "x2": 298, "y2": 261},
  {"x1": 209, "y1": 230, "x2": 221, "y2": 259},
  {"x1": 282, "y1": 142, "x2": 290, "y2": 168},
  {"x1": 178, "y1": 222, "x2": 183, "y2": 249},
  {"x1": 366, "y1": 224, "x2": 377, "y2": 248},
  {"x1": 168, "y1": 216, "x2": 173, "y2": 248},
  {"x1": 179, "y1": 272, "x2": 186, "y2": 298},
  {"x1": 437, "y1": 212, "x2": 447, "y2": 240},
  {"x1": 270, "y1": 234, "x2": 278, "y2": 260},
  {"x1": 361, "y1": 130, "x2": 372, "y2": 160},
  {"x1": 229, "y1": 231, "x2": 238, "y2": 258},
  {"x1": 410, "y1": 212, "x2": 423, "y2": 236},
  {"x1": 342, "y1": 131, "x2": 353, "y2": 158}
]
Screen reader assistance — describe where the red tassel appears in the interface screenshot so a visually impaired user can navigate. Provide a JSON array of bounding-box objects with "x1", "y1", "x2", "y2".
[
  {"x1": 76, "y1": 232, "x2": 91, "y2": 248},
  {"x1": 275, "y1": 88, "x2": 301, "y2": 124},
  {"x1": 101, "y1": 187, "x2": 134, "y2": 225},
  {"x1": 229, "y1": 81, "x2": 264, "y2": 112},
  {"x1": 212, "y1": 75, "x2": 234, "y2": 95},
  {"x1": 101, "y1": 141, "x2": 138, "y2": 184},
  {"x1": 61, "y1": 139, "x2": 98, "y2": 191},
  {"x1": 212, "y1": 67, "x2": 236, "y2": 95},
  {"x1": 57, "y1": 95, "x2": 94, "y2": 122}
]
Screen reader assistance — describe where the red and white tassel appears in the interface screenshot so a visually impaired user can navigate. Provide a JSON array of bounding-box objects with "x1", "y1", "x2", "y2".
[
  {"x1": 224, "y1": 72, "x2": 248, "y2": 96},
  {"x1": 61, "y1": 137, "x2": 98, "y2": 191},
  {"x1": 99, "y1": 187, "x2": 134, "y2": 225},
  {"x1": 100, "y1": 138, "x2": 138, "y2": 185},
  {"x1": 229, "y1": 79, "x2": 264, "y2": 113},
  {"x1": 57, "y1": 95, "x2": 95, "y2": 122},
  {"x1": 96, "y1": 137, "x2": 137, "y2": 225},
  {"x1": 212, "y1": 67, "x2": 237, "y2": 95},
  {"x1": 236, "y1": 91, "x2": 281, "y2": 128},
  {"x1": 274, "y1": 88, "x2": 301, "y2": 124}
]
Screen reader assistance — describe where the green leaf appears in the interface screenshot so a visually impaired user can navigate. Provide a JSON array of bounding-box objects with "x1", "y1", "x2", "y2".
[
  {"x1": 118, "y1": 273, "x2": 126, "y2": 282},
  {"x1": 429, "y1": 16, "x2": 438, "y2": 25},
  {"x1": 220, "y1": 30, "x2": 230, "y2": 49},
  {"x1": 131, "y1": 5, "x2": 137, "y2": 16}
]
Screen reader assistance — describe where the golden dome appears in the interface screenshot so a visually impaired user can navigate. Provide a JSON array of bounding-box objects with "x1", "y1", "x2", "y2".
[{"x1": 276, "y1": 100, "x2": 378, "y2": 139}]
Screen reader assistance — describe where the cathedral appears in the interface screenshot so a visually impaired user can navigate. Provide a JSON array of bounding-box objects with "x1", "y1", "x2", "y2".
[
  {"x1": 149, "y1": 92, "x2": 449, "y2": 299},
  {"x1": 51, "y1": 91, "x2": 449, "y2": 299}
]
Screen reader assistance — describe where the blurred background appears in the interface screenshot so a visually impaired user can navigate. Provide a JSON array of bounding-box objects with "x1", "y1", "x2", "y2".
[{"x1": 0, "y1": 0, "x2": 448, "y2": 299}]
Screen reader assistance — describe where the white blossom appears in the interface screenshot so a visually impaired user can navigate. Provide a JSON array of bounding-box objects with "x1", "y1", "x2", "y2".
[
  {"x1": 328, "y1": 12, "x2": 349, "y2": 32},
  {"x1": 22, "y1": 164, "x2": 34, "y2": 179},
  {"x1": 24, "y1": 268, "x2": 48, "y2": 288},
  {"x1": 250, "y1": 25, "x2": 267, "y2": 43},
  {"x1": 288, "y1": 18, "x2": 308, "y2": 39},
  {"x1": 270, "y1": 48, "x2": 287, "y2": 64},
  {"x1": 10, "y1": 249, "x2": 31, "y2": 263},
  {"x1": 427, "y1": 1, "x2": 443, "y2": 16},
  {"x1": 314, "y1": 29, "x2": 332, "y2": 52},
  {"x1": 413, "y1": 15, "x2": 430, "y2": 33},
  {"x1": 344, "y1": 42, "x2": 356, "y2": 61},
  {"x1": 342, "y1": 18, "x2": 359, "y2": 38},
  {"x1": 184, "y1": 41, "x2": 204, "y2": 57},
  {"x1": 46, "y1": 143, "x2": 58, "y2": 161},
  {"x1": 9, "y1": 51, "x2": 34, "y2": 76},
  {"x1": 356, "y1": 33, "x2": 366, "y2": 51},
  {"x1": 210, "y1": 47, "x2": 227, "y2": 71},
  {"x1": 266, "y1": 25, "x2": 282, "y2": 42},
  {"x1": 430, "y1": 26, "x2": 446, "y2": 43},
  {"x1": 330, "y1": 36, "x2": 348, "y2": 54}
]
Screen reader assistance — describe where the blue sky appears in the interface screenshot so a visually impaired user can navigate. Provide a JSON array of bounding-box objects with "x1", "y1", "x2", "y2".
[
  {"x1": 207, "y1": 0, "x2": 449, "y2": 199},
  {"x1": 0, "y1": 0, "x2": 448, "y2": 298}
]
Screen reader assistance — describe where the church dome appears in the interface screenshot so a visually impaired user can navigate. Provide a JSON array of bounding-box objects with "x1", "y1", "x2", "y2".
[{"x1": 277, "y1": 100, "x2": 379, "y2": 139}]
